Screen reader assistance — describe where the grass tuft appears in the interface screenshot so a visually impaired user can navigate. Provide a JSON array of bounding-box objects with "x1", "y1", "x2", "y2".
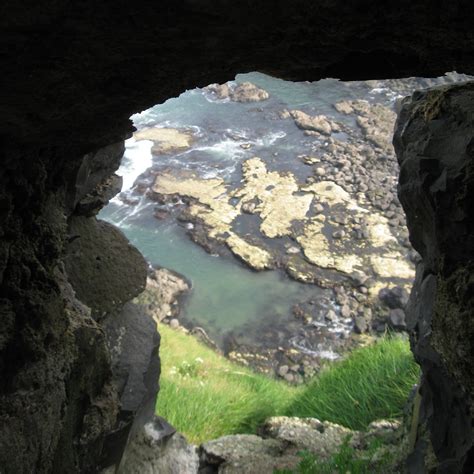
[{"x1": 156, "y1": 324, "x2": 419, "y2": 444}]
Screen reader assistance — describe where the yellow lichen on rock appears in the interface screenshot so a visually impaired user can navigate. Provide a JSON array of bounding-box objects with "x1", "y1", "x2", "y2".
[
  {"x1": 297, "y1": 218, "x2": 364, "y2": 274},
  {"x1": 134, "y1": 127, "x2": 194, "y2": 154},
  {"x1": 370, "y1": 254, "x2": 416, "y2": 280},
  {"x1": 226, "y1": 234, "x2": 273, "y2": 270},
  {"x1": 153, "y1": 173, "x2": 237, "y2": 237},
  {"x1": 233, "y1": 158, "x2": 313, "y2": 238},
  {"x1": 366, "y1": 214, "x2": 398, "y2": 246},
  {"x1": 302, "y1": 181, "x2": 355, "y2": 207}
]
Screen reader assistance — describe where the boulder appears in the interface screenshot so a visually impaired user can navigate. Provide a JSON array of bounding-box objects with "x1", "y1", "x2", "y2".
[{"x1": 378, "y1": 286, "x2": 409, "y2": 309}]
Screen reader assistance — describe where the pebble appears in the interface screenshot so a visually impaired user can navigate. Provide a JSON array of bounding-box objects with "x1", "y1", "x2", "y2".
[
  {"x1": 315, "y1": 167, "x2": 326, "y2": 176},
  {"x1": 341, "y1": 304, "x2": 351, "y2": 318},
  {"x1": 284, "y1": 373, "x2": 294, "y2": 383},
  {"x1": 314, "y1": 203, "x2": 325, "y2": 214},
  {"x1": 169, "y1": 318, "x2": 180, "y2": 329},
  {"x1": 278, "y1": 365, "x2": 289, "y2": 377},
  {"x1": 354, "y1": 316, "x2": 368, "y2": 334},
  {"x1": 332, "y1": 229, "x2": 346, "y2": 239},
  {"x1": 325, "y1": 309, "x2": 337, "y2": 322}
]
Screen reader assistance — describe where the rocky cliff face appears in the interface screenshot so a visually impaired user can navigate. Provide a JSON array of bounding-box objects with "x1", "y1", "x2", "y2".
[
  {"x1": 1, "y1": 1, "x2": 473, "y2": 472},
  {"x1": 394, "y1": 83, "x2": 474, "y2": 472}
]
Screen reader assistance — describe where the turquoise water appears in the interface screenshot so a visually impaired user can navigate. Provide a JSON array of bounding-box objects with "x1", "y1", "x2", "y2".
[{"x1": 102, "y1": 200, "x2": 321, "y2": 345}]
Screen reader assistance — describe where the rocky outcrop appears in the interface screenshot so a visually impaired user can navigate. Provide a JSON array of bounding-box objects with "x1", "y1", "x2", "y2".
[
  {"x1": 206, "y1": 82, "x2": 269, "y2": 102},
  {"x1": 116, "y1": 416, "x2": 403, "y2": 473},
  {"x1": 290, "y1": 110, "x2": 340, "y2": 135},
  {"x1": 133, "y1": 128, "x2": 195, "y2": 155},
  {"x1": 0, "y1": 138, "x2": 152, "y2": 473},
  {"x1": 394, "y1": 82, "x2": 474, "y2": 472},
  {"x1": 133, "y1": 267, "x2": 190, "y2": 324}
]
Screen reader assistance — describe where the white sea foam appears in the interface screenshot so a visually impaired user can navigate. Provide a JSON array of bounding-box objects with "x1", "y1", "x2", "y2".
[{"x1": 114, "y1": 137, "x2": 153, "y2": 195}]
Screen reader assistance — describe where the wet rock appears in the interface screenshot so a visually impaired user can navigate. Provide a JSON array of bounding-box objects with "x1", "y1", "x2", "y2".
[
  {"x1": 206, "y1": 81, "x2": 269, "y2": 102},
  {"x1": 290, "y1": 110, "x2": 335, "y2": 135},
  {"x1": 388, "y1": 308, "x2": 406, "y2": 330},
  {"x1": 134, "y1": 268, "x2": 190, "y2": 323},
  {"x1": 378, "y1": 286, "x2": 409, "y2": 309},
  {"x1": 332, "y1": 229, "x2": 345, "y2": 239},
  {"x1": 340, "y1": 304, "x2": 351, "y2": 318},
  {"x1": 134, "y1": 127, "x2": 194, "y2": 154},
  {"x1": 325, "y1": 309, "x2": 337, "y2": 322}
]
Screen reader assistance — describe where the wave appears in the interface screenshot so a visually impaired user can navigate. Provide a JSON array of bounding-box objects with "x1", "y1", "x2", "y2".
[{"x1": 112, "y1": 137, "x2": 153, "y2": 199}]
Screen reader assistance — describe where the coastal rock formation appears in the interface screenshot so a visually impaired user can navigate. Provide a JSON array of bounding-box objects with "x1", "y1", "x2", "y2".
[
  {"x1": 152, "y1": 156, "x2": 414, "y2": 294},
  {"x1": 394, "y1": 82, "x2": 474, "y2": 473},
  {"x1": 206, "y1": 82, "x2": 269, "y2": 102},
  {"x1": 1, "y1": 1, "x2": 474, "y2": 471},
  {"x1": 134, "y1": 128, "x2": 195, "y2": 155},
  {"x1": 290, "y1": 110, "x2": 340, "y2": 135},
  {"x1": 134, "y1": 268, "x2": 191, "y2": 324}
]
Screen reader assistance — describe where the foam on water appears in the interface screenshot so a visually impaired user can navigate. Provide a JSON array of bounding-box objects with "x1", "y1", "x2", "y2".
[{"x1": 114, "y1": 137, "x2": 153, "y2": 195}]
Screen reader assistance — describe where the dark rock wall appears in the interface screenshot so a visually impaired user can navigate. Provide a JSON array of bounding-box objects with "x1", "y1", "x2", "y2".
[
  {"x1": 1, "y1": 1, "x2": 474, "y2": 472},
  {"x1": 394, "y1": 83, "x2": 474, "y2": 473}
]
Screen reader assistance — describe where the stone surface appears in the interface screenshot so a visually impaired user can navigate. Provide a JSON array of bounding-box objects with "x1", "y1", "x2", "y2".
[
  {"x1": 134, "y1": 127, "x2": 194, "y2": 154},
  {"x1": 101, "y1": 302, "x2": 161, "y2": 469},
  {"x1": 118, "y1": 417, "x2": 199, "y2": 474},
  {"x1": 134, "y1": 267, "x2": 190, "y2": 323},
  {"x1": 290, "y1": 110, "x2": 338, "y2": 135},
  {"x1": 206, "y1": 81, "x2": 269, "y2": 102},
  {"x1": 394, "y1": 82, "x2": 474, "y2": 472},
  {"x1": 65, "y1": 216, "x2": 147, "y2": 320},
  {"x1": 198, "y1": 416, "x2": 404, "y2": 473},
  {"x1": 200, "y1": 434, "x2": 298, "y2": 473}
]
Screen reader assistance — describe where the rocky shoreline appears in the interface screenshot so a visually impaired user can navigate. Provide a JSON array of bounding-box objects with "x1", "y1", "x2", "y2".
[{"x1": 117, "y1": 74, "x2": 470, "y2": 383}]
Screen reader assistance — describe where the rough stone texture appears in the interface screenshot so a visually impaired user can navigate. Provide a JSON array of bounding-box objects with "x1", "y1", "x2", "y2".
[
  {"x1": 119, "y1": 421, "x2": 199, "y2": 474},
  {"x1": 65, "y1": 216, "x2": 147, "y2": 320},
  {"x1": 394, "y1": 82, "x2": 474, "y2": 472},
  {"x1": 1, "y1": 1, "x2": 474, "y2": 471},
  {"x1": 197, "y1": 417, "x2": 404, "y2": 473},
  {"x1": 261, "y1": 416, "x2": 353, "y2": 457},
  {"x1": 101, "y1": 303, "x2": 160, "y2": 469},
  {"x1": 200, "y1": 434, "x2": 298, "y2": 473}
]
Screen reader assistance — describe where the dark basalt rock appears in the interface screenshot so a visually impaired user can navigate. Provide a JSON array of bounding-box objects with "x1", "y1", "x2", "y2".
[
  {"x1": 64, "y1": 217, "x2": 147, "y2": 320},
  {"x1": 1, "y1": 1, "x2": 474, "y2": 472},
  {"x1": 394, "y1": 82, "x2": 474, "y2": 472}
]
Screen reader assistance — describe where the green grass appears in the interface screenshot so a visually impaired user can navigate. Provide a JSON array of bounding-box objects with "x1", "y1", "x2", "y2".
[
  {"x1": 156, "y1": 324, "x2": 419, "y2": 444},
  {"x1": 284, "y1": 336, "x2": 419, "y2": 430}
]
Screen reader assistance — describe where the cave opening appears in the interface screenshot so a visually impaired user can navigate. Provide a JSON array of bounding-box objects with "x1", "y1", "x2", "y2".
[{"x1": 94, "y1": 71, "x2": 472, "y2": 472}]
